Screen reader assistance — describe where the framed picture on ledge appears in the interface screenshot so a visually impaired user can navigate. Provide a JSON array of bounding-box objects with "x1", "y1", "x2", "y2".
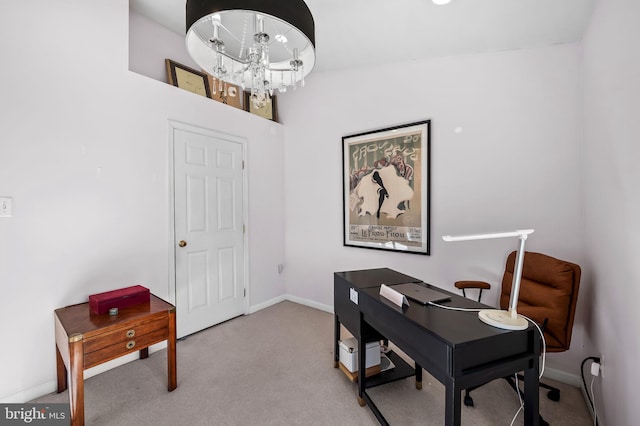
[
  {"x1": 208, "y1": 75, "x2": 242, "y2": 109},
  {"x1": 165, "y1": 59, "x2": 211, "y2": 98},
  {"x1": 244, "y1": 91, "x2": 278, "y2": 122},
  {"x1": 342, "y1": 120, "x2": 431, "y2": 255}
]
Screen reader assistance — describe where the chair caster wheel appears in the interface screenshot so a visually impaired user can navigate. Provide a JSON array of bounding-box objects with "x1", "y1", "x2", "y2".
[
  {"x1": 547, "y1": 389, "x2": 560, "y2": 402},
  {"x1": 463, "y1": 395, "x2": 474, "y2": 407}
]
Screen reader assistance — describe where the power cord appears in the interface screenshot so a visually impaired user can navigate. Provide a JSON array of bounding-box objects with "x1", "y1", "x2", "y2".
[
  {"x1": 428, "y1": 301, "x2": 482, "y2": 312},
  {"x1": 590, "y1": 375, "x2": 597, "y2": 426},
  {"x1": 518, "y1": 314, "x2": 547, "y2": 379},
  {"x1": 581, "y1": 356, "x2": 600, "y2": 426},
  {"x1": 510, "y1": 374, "x2": 524, "y2": 426}
]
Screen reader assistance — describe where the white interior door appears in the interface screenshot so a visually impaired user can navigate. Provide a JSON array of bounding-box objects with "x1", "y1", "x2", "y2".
[{"x1": 173, "y1": 126, "x2": 245, "y2": 338}]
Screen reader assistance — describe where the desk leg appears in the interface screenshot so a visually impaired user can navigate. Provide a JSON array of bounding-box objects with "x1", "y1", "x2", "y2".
[
  {"x1": 139, "y1": 348, "x2": 149, "y2": 359},
  {"x1": 415, "y1": 363, "x2": 423, "y2": 390},
  {"x1": 67, "y1": 339, "x2": 84, "y2": 426},
  {"x1": 55, "y1": 346, "x2": 67, "y2": 393},
  {"x1": 167, "y1": 310, "x2": 177, "y2": 391},
  {"x1": 444, "y1": 379, "x2": 461, "y2": 426},
  {"x1": 357, "y1": 333, "x2": 366, "y2": 407},
  {"x1": 524, "y1": 329, "x2": 541, "y2": 426},
  {"x1": 524, "y1": 366, "x2": 540, "y2": 426},
  {"x1": 334, "y1": 315, "x2": 340, "y2": 368}
]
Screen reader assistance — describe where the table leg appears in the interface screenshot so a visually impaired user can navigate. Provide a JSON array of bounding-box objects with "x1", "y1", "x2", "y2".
[
  {"x1": 334, "y1": 315, "x2": 340, "y2": 368},
  {"x1": 139, "y1": 348, "x2": 149, "y2": 359},
  {"x1": 167, "y1": 309, "x2": 177, "y2": 391},
  {"x1": 55, "y1": 345, "x2": 67, "y2": 393},
  {"x1": 68, "y1": 339, "x2": 84, "y2": 426},
  {"x1": 415, "y1": 363, "x2": 423, "y2": 390},
  {"x1": 444, "y1": 379, "x2": 461, "y2": 426}
]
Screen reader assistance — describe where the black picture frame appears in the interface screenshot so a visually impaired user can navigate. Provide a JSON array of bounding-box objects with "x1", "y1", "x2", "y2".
[
  {"x1": 342, "y1": 120, "x2": 431, "y2": 255},
  {"x1": 244, "y1": 91, "x2": 278, "y2": 122},
  {"x1": 165, "y1": 59, "x2": 212, "y2": 98}
]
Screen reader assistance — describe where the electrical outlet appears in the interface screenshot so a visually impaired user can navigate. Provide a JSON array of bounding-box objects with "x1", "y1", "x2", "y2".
[{"x1": 349, "y1": 288, "x2": 358, "y2": 305}]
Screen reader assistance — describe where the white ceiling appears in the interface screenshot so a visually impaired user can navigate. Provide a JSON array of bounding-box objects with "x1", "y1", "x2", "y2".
[{"x1": 130, "y1": 0, "x2": 595, "y2": 73}]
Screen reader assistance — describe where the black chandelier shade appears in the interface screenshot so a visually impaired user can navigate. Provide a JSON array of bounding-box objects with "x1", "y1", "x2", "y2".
[{"x1": 185, "y1": 0, "x2": 316, "y2": 49}]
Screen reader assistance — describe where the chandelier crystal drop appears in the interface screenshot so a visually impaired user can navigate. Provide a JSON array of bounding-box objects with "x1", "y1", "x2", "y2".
[{"x1": 186, "y1": 0, "x2": 316, "y2": 108}]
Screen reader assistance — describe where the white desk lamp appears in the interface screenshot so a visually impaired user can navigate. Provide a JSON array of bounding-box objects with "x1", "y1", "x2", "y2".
[{"x1": 442, "y1": 229, "x2": 534, "y2": 330}]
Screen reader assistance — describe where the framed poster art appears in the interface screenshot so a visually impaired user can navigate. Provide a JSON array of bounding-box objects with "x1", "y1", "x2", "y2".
[{"x1": 342, "y1": 120, "x2": 431, "y2": 255}]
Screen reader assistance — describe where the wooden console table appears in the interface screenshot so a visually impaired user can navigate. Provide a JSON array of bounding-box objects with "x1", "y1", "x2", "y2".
[{"x1": 54, "y1": 294, "x2": 177, "y2": 426}]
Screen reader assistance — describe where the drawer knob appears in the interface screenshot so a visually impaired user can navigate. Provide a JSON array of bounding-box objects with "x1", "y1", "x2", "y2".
[
  {"x1": 126, "y1": 340, "x2": 136, "y2": 350},
  {"x1": 126, "y1": 329, "x2": 135, "y2": 338}
]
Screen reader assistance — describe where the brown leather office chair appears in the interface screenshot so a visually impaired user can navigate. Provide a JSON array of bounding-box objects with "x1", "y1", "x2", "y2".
[{"x1": 455, "y1": 251, "x2": 581, "y2": 409}]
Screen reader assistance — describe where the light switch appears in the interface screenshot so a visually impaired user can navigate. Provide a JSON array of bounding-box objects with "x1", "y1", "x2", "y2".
[{"x1": 0, "y1": 197, "x2": 13, "y2": 217}]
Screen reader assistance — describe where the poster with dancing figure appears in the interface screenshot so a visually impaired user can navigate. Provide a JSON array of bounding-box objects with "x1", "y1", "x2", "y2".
[{"x1": 342, "y1": 120, "x2": 430, "y2": 254}]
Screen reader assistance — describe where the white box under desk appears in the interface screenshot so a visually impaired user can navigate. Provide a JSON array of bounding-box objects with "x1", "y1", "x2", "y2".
[{"x1": 339, "y1": 337, "x2": 380, "y2": 373}]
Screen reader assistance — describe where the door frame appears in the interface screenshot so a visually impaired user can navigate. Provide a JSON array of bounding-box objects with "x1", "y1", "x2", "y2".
[{"x1": 167, "y1": 120, "x2": 249, "y2": 317}]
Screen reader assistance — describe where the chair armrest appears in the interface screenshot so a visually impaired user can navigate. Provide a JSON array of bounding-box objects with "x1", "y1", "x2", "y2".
[{"x1": 454, "y1": 281, "x2": 491, "y2": 290}]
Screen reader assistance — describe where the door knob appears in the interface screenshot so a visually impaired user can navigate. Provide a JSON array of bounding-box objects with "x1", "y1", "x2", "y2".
[{"x1": 178, "y1": 240, "x2": 187, "y2": 247}]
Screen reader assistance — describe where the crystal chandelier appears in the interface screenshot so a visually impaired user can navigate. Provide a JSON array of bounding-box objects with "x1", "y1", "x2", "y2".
[{"x1": 185, "y1": 0, "x2": 316, "y2": 108}]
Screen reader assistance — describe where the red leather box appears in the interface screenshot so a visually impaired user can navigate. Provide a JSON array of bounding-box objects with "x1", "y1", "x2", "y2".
[{"x1": 89, "y1": 285, "x2": 150, "y2": 315}]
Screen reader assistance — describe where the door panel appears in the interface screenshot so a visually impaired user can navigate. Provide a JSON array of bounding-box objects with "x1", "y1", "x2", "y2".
[
  {"x1": 187, "y1": 250, "x2": 209, "y2": 310},
  {"x1": 174, "y1": 127, "x2": 245, "y2": 338},
  {"x1": 187, "y1": 175, "x2": 207, "y2": 231}
]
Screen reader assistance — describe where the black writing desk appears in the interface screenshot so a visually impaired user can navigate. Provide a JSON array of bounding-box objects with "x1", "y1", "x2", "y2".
[{"x1": 334, "y1": 268, "x2": 540, "y2": 426}]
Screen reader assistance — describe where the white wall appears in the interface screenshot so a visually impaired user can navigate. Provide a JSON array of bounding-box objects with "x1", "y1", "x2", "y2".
[
  {"x1": 129, "y1": 8, "x2": 201, "y2": 82},
  {"x1": 0, "y1": 0, "x2": 286, "y2": 401},
  {"x1": 280, "y1": 44, "x2": 586, "y2": 376},
  {"x1": 5, "y1": 3, "x2": 633, "y2": 422},
  {"x1": 582, "y1": 0, "x2": 640, "y2": 424}
]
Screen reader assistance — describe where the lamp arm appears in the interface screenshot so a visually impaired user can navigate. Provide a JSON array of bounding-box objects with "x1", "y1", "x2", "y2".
[
  {"x1": 508, "y1": 234, "x2": 528, "y2": 317},
  {"x1": 441, "y1": 228, "x2": 534, "y2": 331},
  {"x1": 442, "y1": 229, "x2": 533, "y2": 242}
]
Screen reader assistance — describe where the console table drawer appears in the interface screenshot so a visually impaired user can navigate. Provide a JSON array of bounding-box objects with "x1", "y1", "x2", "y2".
[
  {"x1": 83, "y1": 317, "x2": 167, "y2": 354},
  {"x1": 84, "y1": 325, "x2": 168, "y2": 368}
]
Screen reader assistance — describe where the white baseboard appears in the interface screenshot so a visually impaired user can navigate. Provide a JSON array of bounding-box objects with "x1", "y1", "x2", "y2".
[
  {"x1": 247, "y1": 294, "x2": 287, "y2": 314},
  {"x1": 283, "y1": 294, "x2": 333, "y2": 314},
  {"x1": 248, "y1": 294, "x2": 333, "y2": 315},
  {"x1": 1, "y1": 381, "x2": 58, "y2": 404},
  {"x1": 542, "y1": 366, "x2": 581, "y2": 387},
  {"x1": 2, "y1": 342, "x2": 167, "y2": 404}
]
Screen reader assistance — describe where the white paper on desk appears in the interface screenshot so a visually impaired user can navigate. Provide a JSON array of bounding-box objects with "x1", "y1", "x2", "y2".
[{"x1": 380, "y1": 284, "x2": 409, "y2": 307}]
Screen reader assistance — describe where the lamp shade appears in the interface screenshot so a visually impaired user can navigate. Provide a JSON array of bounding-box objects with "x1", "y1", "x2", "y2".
[{"x1": 186, "y1": 0, "x2": 315, "y2": 47}]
